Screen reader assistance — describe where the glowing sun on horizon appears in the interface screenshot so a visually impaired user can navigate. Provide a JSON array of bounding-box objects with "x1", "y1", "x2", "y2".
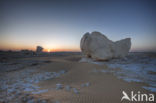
[{"x1": 47, "y1": 49, "x2": 51, "y2": 52}]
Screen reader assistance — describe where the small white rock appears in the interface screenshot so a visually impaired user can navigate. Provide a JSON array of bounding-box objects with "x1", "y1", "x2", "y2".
[
  {"x1": 59, "y1": 70, "x2": 66, "y2": 74},
  {"x1": 81, "y1": 82, "x2": 90, "y2": 87},
  {"x1": 65, "y1": 85, "x2": 71, "y2": 91},
  {"x1": 73, "y1": 88, "x2": 79, "y2": 94},
  {"x1": 85, "y1": 82, "x2": 90, "y2": 87},
  {"x1": 56, "y1": 84, "x2": 63, "y2": 90}
]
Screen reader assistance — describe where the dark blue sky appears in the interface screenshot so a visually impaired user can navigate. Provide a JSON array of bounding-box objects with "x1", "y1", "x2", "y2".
[{"x1": 0, "y1": 0, "x2": 156, "y2": 51}]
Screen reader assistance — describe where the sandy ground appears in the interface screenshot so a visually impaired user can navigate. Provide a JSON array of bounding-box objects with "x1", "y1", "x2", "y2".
[{"x1": 0, "y1": 54, "x2": 155, "y2": 103}]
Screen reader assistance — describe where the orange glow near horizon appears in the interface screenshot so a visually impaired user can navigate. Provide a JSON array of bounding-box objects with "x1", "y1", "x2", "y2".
[
  {"x1": 0, "y1": 44, "x2": 80, "y2": 52},
  {"x1": 1, "y1": 40, "x2": 155, "y2": 52},
  {"x1": 0, "y1": 41, "x2": 80, "y2": 52},
  {"x1": 0, "y1": 47, "x2": 80, "y2": 52},
  {"x1": 43, "y1": 48, "x2": 80, "y2": 52},
  {"x1": 1, "y1": 43, "x2": 156, "y2": 52}
]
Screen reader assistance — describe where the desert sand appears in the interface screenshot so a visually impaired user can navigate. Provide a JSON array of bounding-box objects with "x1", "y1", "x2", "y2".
[{"x1": 0, "y1": 53, "x2": 155, "y2": 103}]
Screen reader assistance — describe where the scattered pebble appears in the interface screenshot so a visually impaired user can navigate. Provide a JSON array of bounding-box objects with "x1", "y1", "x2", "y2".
[
  {"x1": 56, "y1": 84, "x2": 63, "y2": 90},
  {"x1": 81, "y1": 82, "x2": 90, "y2": 87},
  {"x1": 65, "y1": 85, "x2": 71, "y2": 91},
  {"x1": 73, "y1": 88, "x2": 79, "y2": 94},
  {"x1": 32, "y1": 89, "x2": 48, "y2": 94},
  {"x1": 85, "y1": 82, "x2": 90, "y2": 87},
  {"x1": 0, "y1": 69, "x2": 67, "y2": 102},
  {"x1": 59, "y1": 70, "x2": 66, "y2": 74}
]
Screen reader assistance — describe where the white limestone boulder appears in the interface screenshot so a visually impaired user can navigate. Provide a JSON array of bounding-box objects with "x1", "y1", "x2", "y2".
[{"x1": 80, "y1": 31, "x2": 131, "y2": 60}]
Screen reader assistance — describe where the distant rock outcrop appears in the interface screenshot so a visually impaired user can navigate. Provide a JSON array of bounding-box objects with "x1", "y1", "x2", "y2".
[
  {"x1": 80, "y1": 31, "x2": 131, "y2": 60},
  {"x1": 36, "y1": 46, "x2": 43, "y2": 54}
]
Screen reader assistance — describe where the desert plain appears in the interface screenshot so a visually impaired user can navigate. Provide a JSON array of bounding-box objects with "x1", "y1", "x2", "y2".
[{"x1": 0, "y1": 52, "x2": 156, "y2": 103}]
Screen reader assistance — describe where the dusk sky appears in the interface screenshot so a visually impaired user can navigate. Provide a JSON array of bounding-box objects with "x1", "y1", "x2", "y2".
[{"x1": 0, "y1": 0, "x2": 156, "y2": 52}]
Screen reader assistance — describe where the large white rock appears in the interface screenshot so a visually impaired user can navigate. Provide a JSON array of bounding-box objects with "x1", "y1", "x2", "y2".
[{"x1": 80, "y1": 31, "x2": 131, "y2": 60}]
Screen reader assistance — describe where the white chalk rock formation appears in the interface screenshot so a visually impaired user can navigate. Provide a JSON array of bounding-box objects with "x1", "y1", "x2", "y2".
[
  {"x1": 36, "y1": 46, "x2": 43, "y2": 54},
  {"x1": 80, "y1": 31, "x2": 131, "y2": 60}
]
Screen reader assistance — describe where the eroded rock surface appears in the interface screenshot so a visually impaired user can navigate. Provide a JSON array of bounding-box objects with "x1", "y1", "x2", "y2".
[{"x1": 80, "y1": 31, "x2": 131, "y2": 60}]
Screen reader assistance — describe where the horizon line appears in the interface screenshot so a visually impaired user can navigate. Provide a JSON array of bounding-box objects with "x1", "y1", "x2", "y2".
[{"x1": 0, "y1": 49, "x2": 156, "y2": 53}]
